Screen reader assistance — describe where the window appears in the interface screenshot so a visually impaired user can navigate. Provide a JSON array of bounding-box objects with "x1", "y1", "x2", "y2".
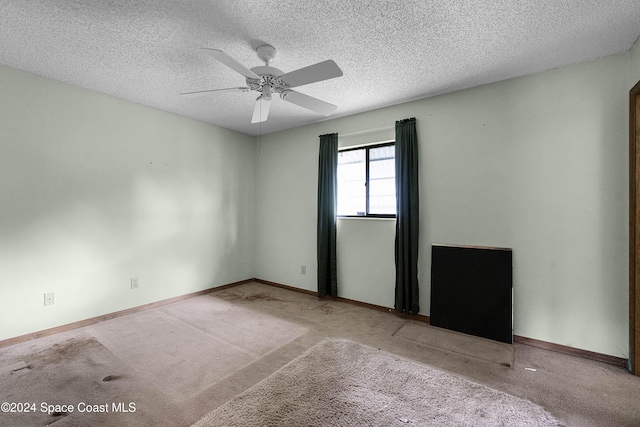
[{"x1": 337, "y1": 142, "x2": 395, "y2": 217}]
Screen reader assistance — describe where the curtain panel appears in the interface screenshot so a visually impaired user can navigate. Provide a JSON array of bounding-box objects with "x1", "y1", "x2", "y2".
[
  {"x1": 317, "y1": 133, "x2": 338, "y2": 297},
  {"x1": 395, "y1": 118, "x2": 420, "y2": 314}
]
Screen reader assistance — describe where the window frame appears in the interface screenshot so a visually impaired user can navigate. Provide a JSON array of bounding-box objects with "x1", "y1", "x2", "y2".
[{"x1": 337, "y1": 141, "x2": 396, "y2": 219}]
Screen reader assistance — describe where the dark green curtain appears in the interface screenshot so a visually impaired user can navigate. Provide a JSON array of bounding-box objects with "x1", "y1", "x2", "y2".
[
  {"x1": 317, "y1": 133, "x2": 338, "y2": 297},
  {"x1": 395, "y1": 118, "x2": 420, "y2": 314}
]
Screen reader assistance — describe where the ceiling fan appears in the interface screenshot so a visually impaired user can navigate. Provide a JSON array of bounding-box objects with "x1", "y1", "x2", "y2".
[{"x1": 181, "y1": 45, "x2": 343, "y2": 123}]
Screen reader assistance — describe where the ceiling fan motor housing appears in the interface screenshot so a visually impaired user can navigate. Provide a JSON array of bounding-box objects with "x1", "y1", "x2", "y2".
[
  {"x1": 247, "y1": 65, "x2": 289, "y2": 99},
  {"x1": 250, "y1": 45, "x2": 292, "y2": 100}
]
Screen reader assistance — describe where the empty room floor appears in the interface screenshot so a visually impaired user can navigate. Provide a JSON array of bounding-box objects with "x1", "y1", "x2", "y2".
[{"x1": 1, "y1": 281, "x2": 639, "y2": 426}]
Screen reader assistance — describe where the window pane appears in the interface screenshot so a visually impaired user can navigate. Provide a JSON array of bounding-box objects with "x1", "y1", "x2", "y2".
[
  {"x1": 369, "y1": 145, "x2": 396, "y2": 215},
  {"x1": 337, "y1": 149, "x2": 366, "y2": 215}
]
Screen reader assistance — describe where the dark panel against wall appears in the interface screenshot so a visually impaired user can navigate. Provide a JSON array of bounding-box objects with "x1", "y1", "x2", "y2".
[{"x1": 430, "y1": 244, "x2": 513, "y2": 344}]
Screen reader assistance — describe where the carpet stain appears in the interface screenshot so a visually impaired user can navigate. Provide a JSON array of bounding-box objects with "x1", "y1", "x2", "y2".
[
  {"x1": 11, "y1": 364, "x2": 32, "y2": 373},
  {"x1": 219, "y1": 291, "x2": 289, "y2": 302},
  {"x1": 245, "y1": 293, "x2": 288, "y2": 302},
  {"x1": 27, "y1": 337, "x2": 102, "y2": 368},
  {"x1": 102, "y1": 374, "x2": 124, "y2": 382},
  {"x1": 315, "y1": 303, "x2": 334, "y2": 314},
  {"x1": 45, "y1": 411, "x2": 68, "y2": 425}
]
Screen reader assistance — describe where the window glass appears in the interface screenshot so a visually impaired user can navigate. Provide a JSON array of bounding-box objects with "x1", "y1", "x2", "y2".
[
  {"x1": 369, "y1": 145, "x2": 396, "y2": 215},
  {"x1": 337, "y1": 143, "x2": 395, "y2": 217},
  {"x1": 337, "y1": 149, "x2": 366, "y2": 216}
]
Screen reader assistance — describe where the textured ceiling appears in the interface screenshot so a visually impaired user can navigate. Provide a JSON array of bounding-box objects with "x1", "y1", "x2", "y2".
[{"x1": 1, "y1": 1, "x2": 640, "y2": 136}]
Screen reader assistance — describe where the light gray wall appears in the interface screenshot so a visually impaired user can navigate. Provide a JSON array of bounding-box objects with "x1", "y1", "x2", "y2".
[
  {"x1": 0, "y1": 65, "x2": 255, "y2": 341},
  {"x1": 254, "y1": 52, "x2": 630, "y2": 358},
  {"x1": 3, "y1": 39, "x2": 637, "y2": 357}
]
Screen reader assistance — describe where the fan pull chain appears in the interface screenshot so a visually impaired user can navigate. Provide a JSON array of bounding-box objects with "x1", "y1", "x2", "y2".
[{"x1": 259, "y1": 100, "x2": 263, "y2": 153}]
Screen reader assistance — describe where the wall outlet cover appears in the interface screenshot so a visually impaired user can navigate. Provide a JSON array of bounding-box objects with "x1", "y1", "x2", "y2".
[{"x1": 44, "y1": 292, "x2": 54, "y2": 306}]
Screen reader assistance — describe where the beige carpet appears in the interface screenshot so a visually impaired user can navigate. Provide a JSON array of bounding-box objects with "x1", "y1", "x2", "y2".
[
  {"x1": 0, "y1": 290, "x2": 309, "y2": 426},
  {"x1": 87, "y1": 294, "x2": 308, "y2": 402},
  {"x1": 394, "y1": 322, "x2": 515, "y2": 368},
  {"x1": 192, "y1": 339, "x2": 564, "y2": 427}
]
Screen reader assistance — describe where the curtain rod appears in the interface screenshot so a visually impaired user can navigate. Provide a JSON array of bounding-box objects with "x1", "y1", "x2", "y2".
[{"x1": 338, "y1": 126, "x2": 394, "y2": 138}]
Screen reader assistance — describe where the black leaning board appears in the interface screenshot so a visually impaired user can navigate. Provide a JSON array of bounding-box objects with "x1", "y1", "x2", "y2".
[{"x1": 430, "y1": 244, "x2": 513, "y2": 344}]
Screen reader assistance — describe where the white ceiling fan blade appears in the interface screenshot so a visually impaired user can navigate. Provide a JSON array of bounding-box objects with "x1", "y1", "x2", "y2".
[
  {"x1": 180, "y1": 87, "x2": 250, "y2": 96},
  {"x1": 200, "y1": 48, "x2": 260, "y2": 80},
  {"x1": 282, "y1": 90, "x2": 337, "y2": 116},
  {"x1": 251, "y1": 96, "x2": 271, "y2": 123},
  {"x1": 279, "y1": 60, "x2": 343, "y2": 88}
]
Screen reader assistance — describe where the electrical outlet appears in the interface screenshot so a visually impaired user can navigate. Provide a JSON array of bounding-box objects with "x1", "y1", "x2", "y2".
[
  {"x1": 44, "y1": 292, "x2": 54, "y2": 306},
  {"x1": 301, "y1": 265, "x2": 307, "y2": 275},
  {"x1": 130, "y1": 277, "x2": 139, "y2": 289}
]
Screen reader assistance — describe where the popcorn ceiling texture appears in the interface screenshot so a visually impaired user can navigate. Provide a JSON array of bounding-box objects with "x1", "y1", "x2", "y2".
[{"x1": 1, "y1": 0, "x2": 639, "y2": 135}]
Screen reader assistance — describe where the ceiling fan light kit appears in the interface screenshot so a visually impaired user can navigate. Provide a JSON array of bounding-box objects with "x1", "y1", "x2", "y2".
[{"x1": 182, "y1": 45, "x2": 343, "y2": 123}]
